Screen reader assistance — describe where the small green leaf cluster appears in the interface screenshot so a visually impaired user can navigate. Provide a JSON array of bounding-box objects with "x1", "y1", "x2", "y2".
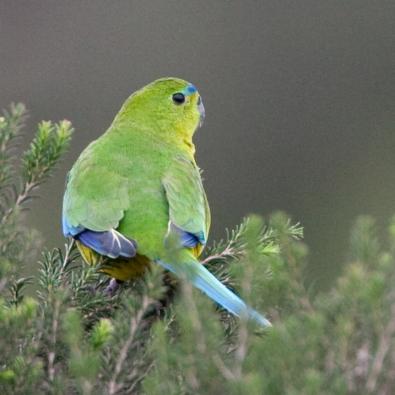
[{"x1": 0, "y1": 104, "x2": 73, "y2": 286}]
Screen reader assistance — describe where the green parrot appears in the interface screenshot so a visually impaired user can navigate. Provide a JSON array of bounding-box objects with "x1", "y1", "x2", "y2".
[{"x1": 62, "y1": 77, "x2": 270, "y2": 327}]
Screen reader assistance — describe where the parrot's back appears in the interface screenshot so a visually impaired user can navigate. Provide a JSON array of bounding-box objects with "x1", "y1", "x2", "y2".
[
  {"x1": 62, "y1": 78, "x2": 270, "y2": 327},
  {"x1": 63, "y1": 123, "x2": 192, "y2": 270}
]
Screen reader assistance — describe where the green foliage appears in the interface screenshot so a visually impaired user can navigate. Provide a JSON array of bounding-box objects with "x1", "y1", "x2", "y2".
[
  {"x1": 21, "y1": 119, "x2": 73, "y2": 187},
  {"x1": 1, "y1": 103, "x2": 395, "y2": 394},
  {"x1": 0, "y1": 104, "x2": 73, "y2": 288}
]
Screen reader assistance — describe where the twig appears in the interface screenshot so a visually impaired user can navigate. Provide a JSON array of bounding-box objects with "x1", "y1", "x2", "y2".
[
  {"x1": 378, "y1": 346, "x2": 395, "y2": 395},
  {"x1": 48, "y1": 297, "x2": 61, "y2": 384},
  {"x1": 366, "y1": 302, "x2": 395, "y2": 392},
  {"x1": 233, "y1": 253, "x2": 252, "y2": 379},
  {"x1": 58, "y1": 239, "x2": 75, "y2": 283},
  {"x1": 126, "y1": 361, "x2": 154, "y2": 394},
  {"x1": 0, "y1": 181, "x2": 35, "y2": 226},
  {"x1": 212, "y1": 354, "x2": 236, "y2": 381},
  {"x1": 202, "y1": 247, "x2": 237, "y2": 265},
  {"x1": 354, "y1": 342, "x2": 370, "y2": 384},
  {"x1": 108, "y1": 295, "x2": 151, "y2": 395},
  {"x1": 181, "y1": 282, "x2": 206, "y2": 391}
]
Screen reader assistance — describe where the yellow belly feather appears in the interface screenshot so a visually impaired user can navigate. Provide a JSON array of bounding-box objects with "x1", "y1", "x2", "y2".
[{"x1": 76, "y1": 240, "x2": 202, "y2": 282}]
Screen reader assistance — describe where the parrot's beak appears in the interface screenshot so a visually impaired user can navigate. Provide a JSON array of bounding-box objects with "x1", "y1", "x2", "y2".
[
  {"x1": 183, "y1": 84, "x2": 205, "y2": 128},
  {"x1": 197, "y1": 95, "x2": 205, "y2": 127}
]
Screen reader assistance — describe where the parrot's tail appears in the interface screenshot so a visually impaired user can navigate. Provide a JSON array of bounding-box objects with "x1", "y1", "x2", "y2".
[{"x1": 157, "y1": 258, "x2": 271, "y2": 328}]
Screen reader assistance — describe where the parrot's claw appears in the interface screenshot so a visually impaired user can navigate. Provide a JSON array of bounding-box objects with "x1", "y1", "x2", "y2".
[{"x1": 105, "y1": 278, "x2": 122, "y2": 296}]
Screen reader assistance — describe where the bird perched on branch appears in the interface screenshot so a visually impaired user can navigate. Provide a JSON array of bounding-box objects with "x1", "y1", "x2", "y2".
[{"x1": 62, "y1": 77, "x2": 270, "y2": 327}]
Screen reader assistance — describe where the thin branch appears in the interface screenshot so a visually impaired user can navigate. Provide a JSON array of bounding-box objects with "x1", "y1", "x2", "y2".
[
  {"x1": 125, "y1": 361, "x2": 155, "y2": 394},
  {"x1": 366, "y1": 302, "x2": 395, "y2": 392},
  {"x1": 0, "y1": 181, "x2": 35, "y2": 225},
  {"x1": 233, "y1": 250, "x2": 253, "y2": 380},
  {"x1": 202, "y1": 247, "x2": 238, "y2": 265},
  {"x1": 59, "y1": 239, "x2": 75, "y2": 282},
  {"x1": 212, "y1": 354, "x2": 236, "y2": 381},
  {"x1": 48, "y1": 297, "x2": 61, "y2": 384},
  {"x1": 181, "y1": 282, "x2": 206, "y2": 391},
  {"x1": 108, "y1": 295, "x2": 152, "y2": 395}
]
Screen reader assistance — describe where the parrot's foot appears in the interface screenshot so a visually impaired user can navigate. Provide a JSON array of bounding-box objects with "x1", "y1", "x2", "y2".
[{"x1": 105, "y1": 278, "x2": 123, "y2": 296}]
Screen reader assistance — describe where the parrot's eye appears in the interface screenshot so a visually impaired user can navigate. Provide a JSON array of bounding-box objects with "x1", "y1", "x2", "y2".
[
  {"x1": 197, "y1": 95, "x2": 201, "y2": 105},
  {"x1": 172, "y1": 93, "x2": 185, "y2": 105}
]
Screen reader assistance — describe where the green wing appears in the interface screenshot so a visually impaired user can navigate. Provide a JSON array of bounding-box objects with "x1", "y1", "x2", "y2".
[
  {"x1": 162, "y1": 154, "x2": 210, "y2": 247},
  {"x1": 62, "y1": 142, "x2": 130, "y2": 234}
]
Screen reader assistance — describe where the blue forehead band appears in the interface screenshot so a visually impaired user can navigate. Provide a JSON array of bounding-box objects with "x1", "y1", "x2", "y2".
[{"x1": 182, "y1": 84, "x2": 197, "y2": 96}]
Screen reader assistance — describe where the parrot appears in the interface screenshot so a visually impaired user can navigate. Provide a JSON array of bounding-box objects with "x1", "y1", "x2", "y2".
[{"x1": 62, "y1": 77, "x2": 271, "y2": 327}]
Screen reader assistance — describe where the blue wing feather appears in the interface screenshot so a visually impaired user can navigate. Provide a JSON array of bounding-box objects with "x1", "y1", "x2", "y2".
[
  {"x1": 76, "y1": 229, "x2": 136, "y2": 259},
  {"x1": 62, "y1": 216, "x2": 84, "y2": 237},
  {"x1": 63, "y1": 212, "x2": 136, "y2": 259},
  {"x1": 170, "y1": 222, "x2": 205, "y2": 249}
]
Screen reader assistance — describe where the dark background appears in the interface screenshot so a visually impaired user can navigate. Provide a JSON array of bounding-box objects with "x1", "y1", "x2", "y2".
[{"x1": 1, "y1": 1, "x2": 395, "y2": 285}]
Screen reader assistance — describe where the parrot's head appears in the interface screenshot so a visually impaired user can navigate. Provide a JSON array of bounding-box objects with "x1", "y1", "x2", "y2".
[{"x1": 116, "y1": 78, "x2": 205, "y2": 147}]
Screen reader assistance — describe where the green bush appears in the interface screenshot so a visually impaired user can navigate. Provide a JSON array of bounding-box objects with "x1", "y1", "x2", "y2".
[{"x1": 0, "y1": 104, "x2": 394, "y2": 394}]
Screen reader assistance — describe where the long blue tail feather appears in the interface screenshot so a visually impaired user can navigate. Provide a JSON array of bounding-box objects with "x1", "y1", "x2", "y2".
[{"x1": 157, "y1": 259, "x2": 271, "y2": 328}]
